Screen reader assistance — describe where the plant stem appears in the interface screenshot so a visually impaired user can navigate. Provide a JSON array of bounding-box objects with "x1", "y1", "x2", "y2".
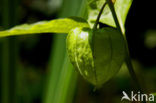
[
  {"x1": 125, "y1": 54, "x2": 142, "y2": 92},
  {"x1": 93, "y1": 2, "x2": 107, "y2": 30},
  {"x1": 106, "y1": 0, "x2": 121, "y2": 33},
  {"x1": 106, "y1": 0, "x2": 144, "y2": 93}
]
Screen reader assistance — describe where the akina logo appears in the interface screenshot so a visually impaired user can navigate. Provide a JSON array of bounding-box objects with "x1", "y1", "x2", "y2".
[{"x1": 121, "y1": 91, "x2": 155, "y2": 102}]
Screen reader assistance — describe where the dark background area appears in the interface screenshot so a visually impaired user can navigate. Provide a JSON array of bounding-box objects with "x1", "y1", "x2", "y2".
[{"x1": 126, "y1": 0, "x2": 156, "y2": 66}]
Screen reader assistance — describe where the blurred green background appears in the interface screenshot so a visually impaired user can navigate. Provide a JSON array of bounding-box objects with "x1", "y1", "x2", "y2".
[{"x1": 0, "y1": 0, "x2": 156, "y2": 103}]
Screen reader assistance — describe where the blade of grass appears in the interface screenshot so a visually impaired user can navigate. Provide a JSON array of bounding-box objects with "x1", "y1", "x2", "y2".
[
  {"x1": 0, "y1": 0, "x2": 19, "y2": 103},
  {"x1": 0, "y1": 0, "x2": 11, "y2": 103},
  {"x1": 8, "y1": 0, "x2": 19, "y2": 102},
  {"x1": 51, "y1": 0, "x2": 87, "y2": 103},
  {"x1": 52, "y1": 55, "x2": 78, "y2": 103},
  {"x1": 42, "y1": 0, "x2": 85, "y2": 103},
  {"x1": 0, "y1": 39, "x2": 9, "y2": 103},
  {"x1": 43, "y1": 35, "x2": 67, "y2": 103}
]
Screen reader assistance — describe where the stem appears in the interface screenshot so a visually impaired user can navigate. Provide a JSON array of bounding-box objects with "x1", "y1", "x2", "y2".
[
  {"x1": 106, "y1": 0, "x2": 121, "y2": 33},
  {"x1": 125, "y1": 54, "x2": 142, "y2": 92},
  {"x1": 106, "y1": 0, "x2": 144, "y2": 93},
  {"x1": 93, "y1": 2, "x2": 107, "y2": 30}
]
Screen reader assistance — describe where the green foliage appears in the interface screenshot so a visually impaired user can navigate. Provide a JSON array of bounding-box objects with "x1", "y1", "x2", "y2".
[
  {"x1": 0, "y1": 0, "x2": 133, "y2": 91},
  {"x1": 0, "y1": 17, "x2": 89, "y2": 37},
  {"x1": 0, "y1": 0, "x2": 133, "y2": 37},
  {"x1": 66, "y1": 27, "x2": 126, "y2": 86},
  {"x1": 87, "y1": 0, "x2": 132, "y2": 32}
]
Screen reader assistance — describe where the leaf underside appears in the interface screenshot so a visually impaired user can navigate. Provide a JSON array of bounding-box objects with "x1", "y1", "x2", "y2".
[
  {"x1": 87, "y1": 0, "x2": 132, "y2": 32},
  {"x1": 0, "y1": 17, "x2": 89, "y2": 38}
]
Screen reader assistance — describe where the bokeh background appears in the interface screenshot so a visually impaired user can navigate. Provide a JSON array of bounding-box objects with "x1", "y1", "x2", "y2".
[{"x1": 0, "y1": 0, "x2": 156, "y2": 103}]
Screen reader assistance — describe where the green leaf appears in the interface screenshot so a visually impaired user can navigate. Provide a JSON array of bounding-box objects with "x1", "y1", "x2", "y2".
[
  {"x1": 87, "y1": 0, "x2": 132, "y2": 32},
  {"x1": 0, "y1": 17, "x2": 89, "y2": 38}
]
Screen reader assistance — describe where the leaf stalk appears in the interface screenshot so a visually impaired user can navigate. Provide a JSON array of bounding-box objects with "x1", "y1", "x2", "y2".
[{"x1": 93, "y1": 2, "x2": 107, "y2": 30}]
